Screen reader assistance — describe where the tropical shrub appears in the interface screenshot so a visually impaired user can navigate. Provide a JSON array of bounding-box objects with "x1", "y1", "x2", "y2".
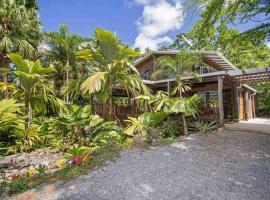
[
  {"x1": 124, "y1": 112, "x2": 167, "y2": 142},
  {"x1": 9, "y1": 53, "x2": 57, "y2": 129},
  {"x1": 39, "y1": 105, "x2": 103, "y2": 147},
  {"x1": 36, "y1": 165, "x2": 46, "y2": 174},
  {"x1": 159, "y1": 120, "x2": 182, "y2": 138},
  {"x1": 56, "y1": 159, "x2": 67, "y2": 169},
  {"x1": 9, "y1": 179, "x2": 28, "y2": 195},
  {"x1": 189, "y1": 121, "x2": 217, "y2": 134},
  {"x1": 0, "y1": 99, "x2": 24, "y2": 142},
  {"x1": 6, "y1": 125, "x2": 46, "y2": 154},
  {"x1": 26, "y1": 167, "x2": 38, "y2": 177}
]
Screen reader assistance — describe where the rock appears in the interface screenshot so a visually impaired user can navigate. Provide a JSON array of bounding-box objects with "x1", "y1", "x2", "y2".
[
  {"x1": 0, "y1": 186, "x2": 10, "y2": 200},
  {"x1": 0, "y1": 149, "x2": 64, "y2": 181},
  {"x1": 69, "y1": 185, "x2": 76, "y2": 190},
  {"x1": 12, "y1": 153, "x2": 31, "y2": 168},
  {"x1": 0, "y1": 159, "x2": 10, "y2": 169},
  {"x1": 47, "y1": 161, "x2": 56, "y2": 170}
]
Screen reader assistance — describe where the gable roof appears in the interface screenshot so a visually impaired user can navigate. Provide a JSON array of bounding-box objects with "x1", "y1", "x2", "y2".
[{"x1": 135, "y1": 50, "x2": 238, "y2": 71}]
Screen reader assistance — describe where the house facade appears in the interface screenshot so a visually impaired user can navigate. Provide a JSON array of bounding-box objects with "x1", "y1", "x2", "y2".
[
  {"x1": 93, "y1": 50, "x2": 270, "y2": 126},
  {"x1": 135, "y1": 51, "x2": 258, "y2": 125}
]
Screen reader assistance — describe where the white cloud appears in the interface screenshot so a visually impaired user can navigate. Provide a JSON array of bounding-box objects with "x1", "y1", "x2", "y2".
[{"x1": 133, "y1": 0, "x2": 185, "y2": 52}]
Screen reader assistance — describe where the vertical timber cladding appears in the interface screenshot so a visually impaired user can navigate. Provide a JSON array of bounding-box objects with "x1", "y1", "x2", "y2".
[{"x1": 239, "y1": 91, "x2": 244, "y2": 121}]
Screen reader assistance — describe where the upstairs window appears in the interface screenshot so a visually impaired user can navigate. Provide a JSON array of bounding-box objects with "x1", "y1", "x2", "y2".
[
  {"x1": 193, "y1": 65, "x2": 213, "y2": 74},
  {"x1": 141, "y1": 69, "x2": 151, "y2": 80}
]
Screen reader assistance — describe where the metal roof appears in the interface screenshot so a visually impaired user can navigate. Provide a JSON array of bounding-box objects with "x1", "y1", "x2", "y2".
[
  {"x1": 135, "y1": 50, "x2": 270, "y2": 93},
  {"x1": 134, "y1": 50, "x2": 238, "y2": 71}
]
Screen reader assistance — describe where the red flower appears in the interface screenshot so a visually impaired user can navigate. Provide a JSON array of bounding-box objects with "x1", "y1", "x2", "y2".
[{"x1": 71, "y1": 156, "x2": 83, "y2": 165}]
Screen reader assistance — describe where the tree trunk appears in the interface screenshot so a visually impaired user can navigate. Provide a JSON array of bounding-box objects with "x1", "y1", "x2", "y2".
[
  {"x1": 25, "y1": 95, "x2": 32, "y2": 131},
  {"x1": 178, "y1": 83, "x2": 189, "y2": 135},
  {"x1": 182, "y1": 114, "x2": 188, "y2": 135},
  {"x1": 108, "y1": 81, "x2": 113, "y2": 120},
  {"x1": 0, "y1": 56, "x2": 9, "y2": 99},
  {"x1": 66, "y1": 59, "x2": 70, "y2": 104}
]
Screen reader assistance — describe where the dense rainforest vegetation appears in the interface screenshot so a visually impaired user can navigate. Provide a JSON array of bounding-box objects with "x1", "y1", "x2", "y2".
[
  {"x1": 0, "y1": 0, "x2": 269, "y2": 163},
  {"x1": 0, "y1": 0, "x2": 269, "y2": 194}
]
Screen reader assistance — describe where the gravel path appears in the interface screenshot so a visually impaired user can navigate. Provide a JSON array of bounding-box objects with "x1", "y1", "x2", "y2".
[{"x1": 13, "y1": 130, "x2": 270, "y2": 200}]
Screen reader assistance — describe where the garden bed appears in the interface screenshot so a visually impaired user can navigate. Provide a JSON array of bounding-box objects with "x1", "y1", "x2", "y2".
[
  {"x1": 0, "y1": 144, "x2": 121, "y2": 197},
  {"x1": 0, "y1": 148, "x2": 64, "y2": 183}
]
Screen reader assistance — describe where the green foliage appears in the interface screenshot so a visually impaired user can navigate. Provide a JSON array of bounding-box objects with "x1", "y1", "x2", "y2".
[
  {"x1": 160, "y1": 120, "x2": 182, "y2": 138},
  {"x1": 0, "y1": 99, "x2": 24, "y2": 136},
  {"x1": 8, "y1": 179, "x2": 28, "y2": 195},
  {"x1": 191, "y1": 0, "x2": 270, "y2": 41},
  {"x1": 0, "y1": 0, "x2": 41, "y2": 56},
  {"x1": 36, "y1": 164, "x2": 46, "y2": 174},
  {"x1": 151, "y1": 50, "x2": 202, "y2": 81},
  {"x1": 253, "y1": 83, "x2": 270, "y2": 116},
  {"x1": 190, "y1": 121, "x2": 217, "y2": 134},
  {"x1": 92, "y1": 130, "x2": 123, "y2": 146},
  {"x1": 66, "y1": 146, "x2": 90, "y2": 158},
  {"x1": 39, "y1": 105, "x2": 103, "y2": 148},
  {"x1": 171, "y1": 94, "x2": 201, "y2": 117},
  {"x1": 26, "y1": 166, "x2": 38, "y2": 177},
  {"x1": 124, "y1": 112, "x2": 167, "y2": 141},
  {"x1": 56, "y1": 159, "x2": 67, "y2": 169},
  {"x1": 77, "y1": 28, "x2": 147, "y2": 119}
]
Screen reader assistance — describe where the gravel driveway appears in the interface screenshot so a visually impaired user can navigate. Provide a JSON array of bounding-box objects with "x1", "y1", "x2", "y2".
[{"x1": 13, "y1": 130, "x2": 270, "y2": 200}]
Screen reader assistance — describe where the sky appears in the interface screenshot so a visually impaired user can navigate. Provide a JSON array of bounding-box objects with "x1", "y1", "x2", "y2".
[{"x1": 38, "y1": 0, "x2": 265, "y2": 51}]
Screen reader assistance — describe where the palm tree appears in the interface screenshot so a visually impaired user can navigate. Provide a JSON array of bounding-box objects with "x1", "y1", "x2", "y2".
[
  {"x1": 77, "y1": 28, "x2": 148, "y2": 119},
  {"x1": 135, "y1": 91, "x2": 201, "y2": 135},
  {"x1": 152, "y1": 50, "x2": 202, "y2": 135},
  {"x1": 46, "y1": 24, "x2": 86, "y2": 103},
  {"x1": 0, "y1": 0, "x2": 41, "y2": 98},
  {"x1": 9, "y1": 53, "x2": 56, "y2": 130}
]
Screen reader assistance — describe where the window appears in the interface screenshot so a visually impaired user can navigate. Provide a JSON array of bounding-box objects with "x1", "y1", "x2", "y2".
[{"x1": 141, "y1": 70, "x2": 151, "y2": 80}]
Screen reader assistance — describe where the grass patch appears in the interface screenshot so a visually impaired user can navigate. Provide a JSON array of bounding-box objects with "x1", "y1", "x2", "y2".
[{"x1": 0, "y1": 144, "x2": 121, "y2": 196}]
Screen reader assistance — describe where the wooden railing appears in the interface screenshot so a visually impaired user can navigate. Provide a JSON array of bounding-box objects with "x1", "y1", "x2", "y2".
[{"x1": 93, "y1": 103, "x2": 141, "y2": 122}]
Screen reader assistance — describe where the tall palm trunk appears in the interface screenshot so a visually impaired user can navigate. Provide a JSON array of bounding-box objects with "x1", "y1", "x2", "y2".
[
  {"x1": 182, "y1": 114, "x2": 188, "y2": 135},
  {"x1": 108, "y1": 78, "x2": 113, "y2": 120},
  {"x1": 25, "y1": 94, "x2": 32, "y2": 131},
  {"x1": 65, "y1": 59, "x2": 70, "y2": 103},
  {"x1": 0, "y1": 56, "x2": 9, "y2": 99},
  {"x1": 179, "y1": 83, "x2": 189, "y2": 135}
]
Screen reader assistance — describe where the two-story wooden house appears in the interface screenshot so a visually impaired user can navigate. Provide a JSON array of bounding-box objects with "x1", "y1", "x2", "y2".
[{"x1": 93, "y1": 50, "x2": 270, "y2": 126}]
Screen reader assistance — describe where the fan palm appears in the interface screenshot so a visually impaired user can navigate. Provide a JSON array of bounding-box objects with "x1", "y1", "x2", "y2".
[
  {"x1": 9, "y1": 53, "x2": 56, "y2": 129},
  {"x1": 0, "y1": 0, "x2": 41, "y2": 98},
  {"x1": 77, "y1": 28, "x2": 148, "y2": 119},
  {"x1": 152, "y1": 50, "x2": 202, "y2": 135}
]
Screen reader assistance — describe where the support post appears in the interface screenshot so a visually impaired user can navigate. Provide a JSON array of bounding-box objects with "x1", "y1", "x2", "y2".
[
  {"x1": 233, "y1": 84, "x2": 239, "y2": 121},
  {"x1": 244, "y1": 91, "x2": 249, "y2": 121},
  {"x1": 218, "y1": 76, "x2": 224, "y2": 128},
  {"x1": 167, "y1": 81, "x2": 170, "y2": 95},
  {"x1": 253, "y1": 95, "x2": 256, "y2": 118},
  {"x1": 251, "y1": 94, "x2": 256, "y2": 118}
]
